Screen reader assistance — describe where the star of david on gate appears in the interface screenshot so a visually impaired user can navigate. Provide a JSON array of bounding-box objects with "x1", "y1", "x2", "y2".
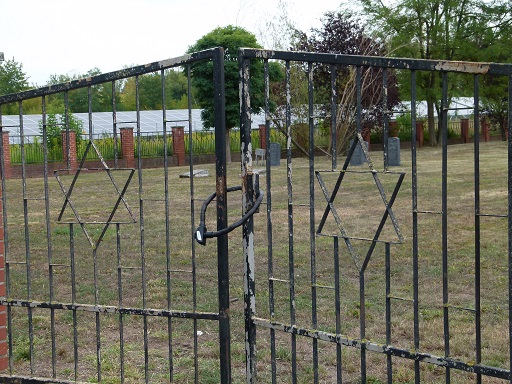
[
  {"x1": 316, "y1": 133, "x2": 405, "y2": 273},
  {"x1": 55, "y1": 139, "x2": 136, "y2": 250}
]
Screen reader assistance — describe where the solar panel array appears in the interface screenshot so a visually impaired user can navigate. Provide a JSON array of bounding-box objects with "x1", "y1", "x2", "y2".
[{"x1": 1, "y1": 110, "x2": 205, "y2": 138}]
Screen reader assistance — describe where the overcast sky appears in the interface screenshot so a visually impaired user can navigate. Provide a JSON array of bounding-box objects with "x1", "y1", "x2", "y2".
[{"x1": 1, "y1": 0, "x2": 343, "y2": 86}]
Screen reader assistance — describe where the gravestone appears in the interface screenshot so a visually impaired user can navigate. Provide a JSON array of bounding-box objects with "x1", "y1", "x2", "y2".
[
  {"x1": 349, "y1": 139, "x2": 369, "y2": 166},
  {"x1": 387, "y1": 137, "x2": 401, "y2": 166},
  {"x1": 269, "y1": 142, "x2": 281, "y2": 166}
]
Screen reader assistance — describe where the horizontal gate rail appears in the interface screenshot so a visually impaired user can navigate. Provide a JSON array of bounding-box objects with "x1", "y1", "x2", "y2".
[
  {"x1": 252, "y1": 317, "x2": 510, "y2": 380},
  {"x1": 0, "y1": 299, "x2": 220, "y2": 320},
  {"x1": 240, "y1": 48, "x2": 512, "y2": 75},
  {"x1": 0, "y1": 50, "x2": 220, "y2": 104}
]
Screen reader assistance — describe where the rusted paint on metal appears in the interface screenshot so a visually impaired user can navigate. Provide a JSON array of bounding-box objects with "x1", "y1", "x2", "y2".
[
  {"x1": 252, "y1": 317, "x2": 510, "y2": 379},
  {"x1": 434, "y1": 61, "x2": 490, "y2": 74},
  {"x1": 1, "y1": 299, "x2": 220, "y2": 320}
]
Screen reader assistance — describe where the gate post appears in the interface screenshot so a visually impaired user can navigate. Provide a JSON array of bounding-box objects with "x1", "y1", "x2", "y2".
[
  {"x1": 240, "y1": 54, "x2": 257, "y2": 382},
  {"x1": 213, "y1": 47, "x2": 231, "y2": 384}
]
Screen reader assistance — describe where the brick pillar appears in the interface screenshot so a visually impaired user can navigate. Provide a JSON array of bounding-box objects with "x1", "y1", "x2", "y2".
[
  {"x1": 416, "y1": 121, "x2": 424, "y2": 148},
  {"x1": 481, "y1": 118, "x2": 490, "y2": 142},
  {"x1": 1, "y1": 132, "x2": 11, "y2": 180},
  {"x1": 119, "y1": 128, "x2": 135, "y2": 168},
  {"x1": 172, "y1": 126, "x2": 185, "y2": 166},
  {"x1": 61, "y1": 131, "x2": 77, "y2": 170},
  {"x1": 0, "y1": 170, "x2": 7, "y2": 371},
  {"x1": 258, "y1": 124, "x2": 267, "y2": 150}
]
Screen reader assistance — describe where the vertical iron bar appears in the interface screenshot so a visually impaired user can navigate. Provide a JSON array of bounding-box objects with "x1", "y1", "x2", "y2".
[
  {"x1": 70, "y1": 223, "x2": 78, "y2": 382},
  {"x1": 19, "y1": 101, "x2": 34, "y2": 376},
  {"x1": 89, "y1": 85, "x2": 102, "y2": 383},
  {"x1": 383, "y1": 69, "x2": 389, "y2": 170},
  {"x1": 267, "y1": 62, "x2": 277, "y2": 384},
  {"x1": 93, "y1": 254, "x2": 101, "y2": 381},
  {"x1": 186, "y1": 63, "x2": 199, "y2": 384},
  {"x1": 508, "y1": 73, "x2": 512, "y2": 384},
  {"x1": 411, "y1": 70, "x2": 420, "y2": 383},
  {"x1": 243, "y1": 170, "x2": 257, "y2": 383},
  {"x1": 356, "y1": 67, "x2": 362, "y2": 135},
  {"x1": 213, "y1": 47, "x2": 231, "y2": 384},
  {"x1": 42, "y1": 95, "x2": 56, "y2": 378},
  {"x1": 287, "y1": 60, "x2": 297, "y2": 384},
  {"x1": 441, "y1": 71, "x2": 450, "y2": 384},
  {"x1": 356, "y1": 66, "x2": 366, "y2": 383},
  {"x1": 116, "y1": 223, "x2": 124, "y2": 383},
  {"x1": 385, "y1": 242, "x2": 392, "y2": 383},
  {"x1": 161, "y1": 68, "x2": 174, "y2": 383},
  {"x1": 112, "y1": 81, "x2": 118, "y2": 169},
  {"x1": 473, "y1": 74, "x2": 482, "y2": 384},
  {"x1": 308, "y1": 61, "x2": 318, "y2": 384},
  {"x1": 359, "y1": 271, "x2": 366, "y2": 383},
  {"x1": 134, "y1": 75, "x2": 149, "y2": 384},
  {"x1": 334, "y1": 237, "x2": 342, "y2": 383},
  {"x1": 331, "y1": 64, "x2": 337, "y2": 170}
]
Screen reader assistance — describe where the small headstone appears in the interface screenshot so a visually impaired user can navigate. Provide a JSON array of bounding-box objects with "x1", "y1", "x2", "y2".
[
  {"x1": 179, "y1": 169, "x2": 210, "y2": 178},
  {"x1": 387, "y1": 137, "x2": 401, "y2": 166},
  {"x1": 349, "y1": 140, "x2": 369, "y2": 166},
  {"x1": 269, "y1": 142, "x2": 281, "y2": 166}
]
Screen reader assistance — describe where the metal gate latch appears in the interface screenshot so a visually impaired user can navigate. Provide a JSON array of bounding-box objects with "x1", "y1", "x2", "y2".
[{"x1": 195, "y1": 184, "x2": 263, "y2": 246}]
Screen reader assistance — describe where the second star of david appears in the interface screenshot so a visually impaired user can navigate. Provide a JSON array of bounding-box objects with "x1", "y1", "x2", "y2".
[{"x1": 316, "y1": 133, "x2": 405, "y2": 272}]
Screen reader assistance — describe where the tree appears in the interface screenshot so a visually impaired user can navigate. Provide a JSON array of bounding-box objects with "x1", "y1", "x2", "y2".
[
  {"x1": 45, "y1": 68, "x2": 117, "y2": 113},
  {"x1": 119, "y1": 69, "x2": 191, "y2": 111},
  {"x1": 0, "y1": 58, "x2": 30, "y2": 114},
  {"x1": 291, "y1": 12, "x2": 400, "y2": 154},
  {"x1": 186, "y1": 25, "x2": 267, "y2": 163},
  {"x1": 477, "y1": 16, "x2": 512, "y2": 140},
  {"x1": 358, "y1": 0, "x2": 512, "y2": 146}
]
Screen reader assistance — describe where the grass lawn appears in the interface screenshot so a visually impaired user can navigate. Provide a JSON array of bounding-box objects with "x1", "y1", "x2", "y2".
[{"x1": 2, "y1": 140, "x2": 510, "y2": 383}]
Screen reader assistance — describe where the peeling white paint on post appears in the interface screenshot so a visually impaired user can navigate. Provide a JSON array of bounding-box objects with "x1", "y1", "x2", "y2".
[{"x1": 243, "y1": 171, "x2": 257, "y2": 383}]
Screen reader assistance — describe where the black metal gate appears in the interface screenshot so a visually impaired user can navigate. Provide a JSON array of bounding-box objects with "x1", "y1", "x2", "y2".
[
  {"x1": 0, "y1": 48, "x2": 235, "y2": 383},
  {"x1": 1, "y1": 47, "x2": 512, "y2": 383},
  {"x1": 239, "y1": 49, "x2": 512, "y2": 383}
]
